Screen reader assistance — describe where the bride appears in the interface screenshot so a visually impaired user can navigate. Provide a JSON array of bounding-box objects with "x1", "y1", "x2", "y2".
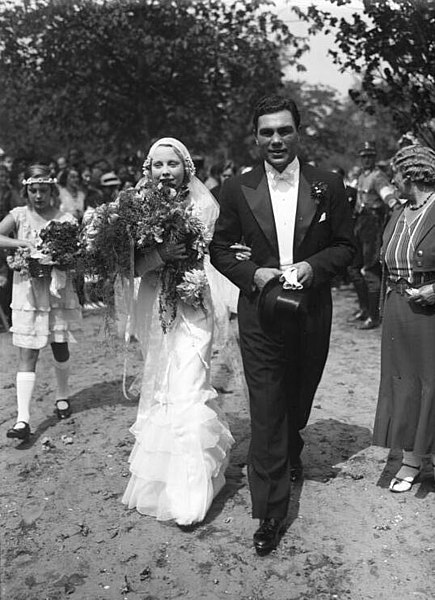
[{"x1": 122, "y1": 137, "x2": 238, "y2": 526}]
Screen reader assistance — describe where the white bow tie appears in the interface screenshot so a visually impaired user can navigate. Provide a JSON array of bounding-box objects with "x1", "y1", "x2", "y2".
[{"x1": 270, "y1": 170, "x2": 296, "y2": 184}]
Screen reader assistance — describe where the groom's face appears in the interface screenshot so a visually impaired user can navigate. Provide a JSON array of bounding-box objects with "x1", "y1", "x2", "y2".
[{"x1": 255, "y1": 110, "x2": 299, "y2": 172}]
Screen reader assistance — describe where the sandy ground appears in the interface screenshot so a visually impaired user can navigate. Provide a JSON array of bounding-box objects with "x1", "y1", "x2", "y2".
[{"x1": 1, "y1": 286, "x2": 434, "y2": 600}]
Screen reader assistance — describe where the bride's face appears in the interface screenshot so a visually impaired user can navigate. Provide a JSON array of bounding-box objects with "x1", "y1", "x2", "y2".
[{"x1": 151, "y1": 146, "x2": 185, "y2": 190}]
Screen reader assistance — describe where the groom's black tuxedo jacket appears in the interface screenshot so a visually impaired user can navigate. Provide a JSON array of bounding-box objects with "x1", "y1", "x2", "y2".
[
  {"x1": 210, "y1": 162, "x2": 355, "y2": 297},
  {"x1": 210, "y1": 162, "x2": 355, "y2": 427}
]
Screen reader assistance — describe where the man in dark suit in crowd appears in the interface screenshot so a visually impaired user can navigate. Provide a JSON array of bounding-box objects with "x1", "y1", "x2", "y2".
[{"x1": 210, "y1": 95, "x2": 355, "y2": 555}]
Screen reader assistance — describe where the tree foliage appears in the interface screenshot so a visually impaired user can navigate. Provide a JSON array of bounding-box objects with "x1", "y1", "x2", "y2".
[
  {"x1": 277, "y1": 80, "x2": 400, "y2": 170},
  {"x1": 0, "y1": 0, "x2": 307, "y2": 162},
  {"x1": 294, "y1": 0, "x2": 435, "y2": 148}
]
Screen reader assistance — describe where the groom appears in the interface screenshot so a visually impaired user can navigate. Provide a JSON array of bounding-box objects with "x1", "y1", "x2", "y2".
[{"x1": 210, "y1": 95, "x2": 355, "y2": 554}]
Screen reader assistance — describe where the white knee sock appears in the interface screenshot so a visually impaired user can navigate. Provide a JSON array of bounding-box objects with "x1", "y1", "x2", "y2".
[
  {"x1": 54, "y1": 359, "x2": 70, "y2": 400},
  {"x1": 16, "y1": 372, "x2": 36, "y2": 424}
]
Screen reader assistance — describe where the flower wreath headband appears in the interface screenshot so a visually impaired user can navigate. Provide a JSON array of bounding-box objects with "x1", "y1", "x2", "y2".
[
  {"x1": 22, "y1": 176, "x2": 57, "y2": 185},
  {"x1": 142, "y1": 137, "x2": 196, "y2": 181}
]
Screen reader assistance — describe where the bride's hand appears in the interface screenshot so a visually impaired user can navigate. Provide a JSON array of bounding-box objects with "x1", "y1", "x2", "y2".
[
  {"x1": 230, "y1": 242, "x2": 252, "y2": 261},
  {"x1": 158, "y1": 241, "x2": 188, "y2": 262}
]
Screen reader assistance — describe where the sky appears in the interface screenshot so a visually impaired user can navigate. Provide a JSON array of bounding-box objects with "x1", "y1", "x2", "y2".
[{"x1": 273, "y1": 0, "x2": 366, "y2": 97}]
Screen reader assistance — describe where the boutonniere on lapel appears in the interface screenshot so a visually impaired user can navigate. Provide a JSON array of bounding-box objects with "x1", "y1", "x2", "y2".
[
  {"x1": 311, "y1": 181, "x2": 328, "y2": 208},
  {"x1": 311, "y1": 181, "x2": 328, "y2": 221}
]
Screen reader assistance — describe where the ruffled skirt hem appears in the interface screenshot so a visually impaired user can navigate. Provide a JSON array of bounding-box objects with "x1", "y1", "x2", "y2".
[
  {"x1": 11, "y1": 306, "x2": 82, "y2": 348},
  {"x1": 122, "y1": 398, "x2": 234, "y2": 525}
]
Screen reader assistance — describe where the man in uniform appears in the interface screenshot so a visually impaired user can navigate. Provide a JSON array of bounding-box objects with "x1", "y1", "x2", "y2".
[{"x1": 348, "y1": 142, "x2": 398, "y2": 329}]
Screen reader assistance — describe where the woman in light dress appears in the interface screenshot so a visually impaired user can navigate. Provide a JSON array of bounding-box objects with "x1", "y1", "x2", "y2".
[
  {"x1": 122, "y1": 138, "x2": 245, "y2": 526},
  {"x1": 0, "y1": 164, "x2": 81, "y2": 442}
]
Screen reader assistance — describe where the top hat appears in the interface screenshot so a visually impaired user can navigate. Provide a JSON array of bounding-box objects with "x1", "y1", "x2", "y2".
[
  {"x1": 258, "y1": 277, "x2": 312, "y2": 333},
  {"x1": 359, "y1": 141, "x2": 377, "y2": 156}
]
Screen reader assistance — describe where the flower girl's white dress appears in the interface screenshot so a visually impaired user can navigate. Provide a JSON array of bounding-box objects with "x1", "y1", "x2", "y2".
[{"x1": 122, "y1": 192, "x2": 234, "y2": 526}]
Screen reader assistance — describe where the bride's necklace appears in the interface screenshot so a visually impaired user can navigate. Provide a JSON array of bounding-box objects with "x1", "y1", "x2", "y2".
[{"x1": 407, "y1": 191, "x2": 435, "y2": 211}]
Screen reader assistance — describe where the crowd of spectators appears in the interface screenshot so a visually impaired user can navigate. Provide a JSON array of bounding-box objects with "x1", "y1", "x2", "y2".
[
  {"x1": 0, "y1": 146, "x2": 245, "y2": 325},
  {"x1": 0, "y1": 135, "x2": 415, "y2": 330}
]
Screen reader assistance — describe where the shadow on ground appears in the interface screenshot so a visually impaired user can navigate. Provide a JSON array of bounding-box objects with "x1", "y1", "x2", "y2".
[{"x1": 302, "y1": 418, "x2": 372, "y2": 482}]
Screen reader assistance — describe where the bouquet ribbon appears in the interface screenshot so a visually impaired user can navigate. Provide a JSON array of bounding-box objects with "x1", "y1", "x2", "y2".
[
  {"x1": 280, "y1": 267, "x2": 303, "y2": 290},
  {"x1": 50, "y1": 267, "x2": 67, "y2": 298}
]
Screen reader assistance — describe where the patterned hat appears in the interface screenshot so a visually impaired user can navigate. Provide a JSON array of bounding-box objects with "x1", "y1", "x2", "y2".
[
  {"x1": 392, "y1": 144, "x2": 435, "y2": 184},
  {"x1": 359, "y1": 141, "x2": 377, "y2": 156}
]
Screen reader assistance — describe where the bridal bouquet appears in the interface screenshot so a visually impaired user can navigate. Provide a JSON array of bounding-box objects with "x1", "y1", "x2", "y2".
[
  {"x1": 80, "y1": 201, "x2": 130, "y2": 281},
  {"x1": 7, "y1": 221, "x2": 81, "y2": 278},
  {"x1": 80, "y1": 181, "x2": 210, "y2": 331}
]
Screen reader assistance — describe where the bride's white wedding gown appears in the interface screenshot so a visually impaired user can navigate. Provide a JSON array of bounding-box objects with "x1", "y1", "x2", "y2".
[
  {"x1": 122, "y1": 173, "x2": 235, "y2": 525},
  {"x1": 122, "y1": 286, "x2": 234, "y2": 525}
]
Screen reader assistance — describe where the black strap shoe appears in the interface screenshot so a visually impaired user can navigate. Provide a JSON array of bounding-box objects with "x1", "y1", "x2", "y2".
[
  {"x1": 55, "y1": 399, "x2": 72, "y2": 420},
  {"x1": 6, "y1": 421, "x2": 31, "y2": 441},
  {"x1": 253, "y1": 518, "x2": 284, "y2": 555}
]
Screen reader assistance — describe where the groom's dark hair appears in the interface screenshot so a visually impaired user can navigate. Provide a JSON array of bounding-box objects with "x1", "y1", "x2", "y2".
[{"x1": 252, "y1": 95, "x2": 300, "y2": 132}]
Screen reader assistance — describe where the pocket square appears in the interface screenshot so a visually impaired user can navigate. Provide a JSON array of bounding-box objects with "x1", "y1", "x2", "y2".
[{"x1": 318, "y1": 212, "x2": 326, "y2": 223}]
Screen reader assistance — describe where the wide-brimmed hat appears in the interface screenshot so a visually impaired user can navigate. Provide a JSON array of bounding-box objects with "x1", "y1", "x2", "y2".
[
  {"x1": 359, "y1": 141, "x2": 376, "y2": 156},
  {"x1": 258, "y1": 277, "x2": 312, "y2": 333}
]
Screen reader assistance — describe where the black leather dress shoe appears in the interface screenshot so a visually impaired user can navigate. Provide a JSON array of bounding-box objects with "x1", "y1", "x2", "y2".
[
  {"x1": 253, "y1": 518, "x2": 284, "y2": 555},
  {"x1": 290, "y1": 458, "x2": 303, "y2": 482}
]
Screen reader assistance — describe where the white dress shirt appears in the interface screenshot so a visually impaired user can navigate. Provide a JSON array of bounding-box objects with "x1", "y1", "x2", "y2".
[{"x1": 265, "y1": 157, "x2": 300, "y2": 270}]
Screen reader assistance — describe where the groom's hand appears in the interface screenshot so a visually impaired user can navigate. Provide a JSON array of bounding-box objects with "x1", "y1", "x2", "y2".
[
  {"x1": 253, "y1": 267, "x2": 282, "y2": 291},
  {"x1": 291, "y1": 261, "x2": 313, "y2": 287}
]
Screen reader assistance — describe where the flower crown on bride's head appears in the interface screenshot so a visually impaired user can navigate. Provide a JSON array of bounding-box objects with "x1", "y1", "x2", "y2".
[{"x1": 142, "y1": 137, "x2": 196, "y2": 181}]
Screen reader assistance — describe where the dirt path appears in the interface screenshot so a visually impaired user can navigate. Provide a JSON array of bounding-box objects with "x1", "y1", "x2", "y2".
[{"x1": 1, "y1": 287, "x2": 434, "y2": 600}]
